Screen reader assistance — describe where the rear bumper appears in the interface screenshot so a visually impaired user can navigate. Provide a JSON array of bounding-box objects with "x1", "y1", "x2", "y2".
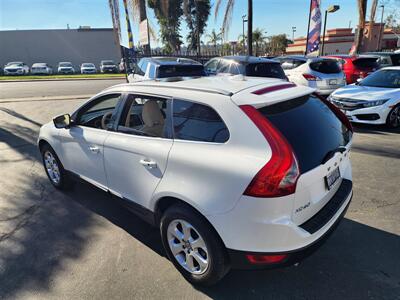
[{"x1": 228, "y1": 193, "x2": 352, "y2": 269}]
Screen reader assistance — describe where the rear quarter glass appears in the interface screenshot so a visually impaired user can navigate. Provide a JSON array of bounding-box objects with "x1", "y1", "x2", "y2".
[{"x1": 258, "y1": 95, "x2": 351, "y2": 173}]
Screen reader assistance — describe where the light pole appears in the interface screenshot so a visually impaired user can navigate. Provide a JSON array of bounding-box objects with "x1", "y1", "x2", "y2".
[
  {"x1": 320, "y1": 5, "x2": 340, "y2": 56},
  {"x1": 292, "y1": 26, "x2": 296, "y2": 43},
  {"x1": 242, "y1": 15, "x2": 247, "y2": 53},
  {"x1": 377, "y1": 5, "x2": 385, "y2": 51}
]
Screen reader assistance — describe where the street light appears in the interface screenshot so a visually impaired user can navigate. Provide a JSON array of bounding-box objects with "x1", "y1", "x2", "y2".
[
  {"x1": 320, "y1": 5, "x2": 340, "y2": 56},
  {"x1": 242, "y1": 15, "x2": 247, "y2": 51},
  {"x1": 377, "y1": 5, "x2": 385, "y2": 51},
  {"x1": 292, "y1": 26, "x2": 297, "y2": 43}
]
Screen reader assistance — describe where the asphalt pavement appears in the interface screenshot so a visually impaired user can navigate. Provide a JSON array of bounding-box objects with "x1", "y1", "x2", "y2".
[{"x1": 0, "y1": 80, "x2": 399, "y2": 300}]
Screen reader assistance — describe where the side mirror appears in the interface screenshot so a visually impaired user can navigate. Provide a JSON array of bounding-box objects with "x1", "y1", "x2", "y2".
[{"x1": 53, "y1": 114, "x2": 71, "y2": 129}]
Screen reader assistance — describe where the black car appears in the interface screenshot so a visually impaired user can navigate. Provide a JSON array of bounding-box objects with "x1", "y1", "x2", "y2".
[
  {"x1": 100, "y1": 60, "x2": 118, "y2": 73},
  {"x1": 204, "y1": 56, "x2": 287, "y2": 80},
  {"x1": 362, "y1": 52, "x2": 400, "y2": 68}
]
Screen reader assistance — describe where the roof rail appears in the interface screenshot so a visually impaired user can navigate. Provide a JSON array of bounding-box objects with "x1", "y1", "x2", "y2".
[{"x1": 116, "y1": 83, "x2": 234, "y2": 96}]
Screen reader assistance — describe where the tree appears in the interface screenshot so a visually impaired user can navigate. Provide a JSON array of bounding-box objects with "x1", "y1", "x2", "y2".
[
  {"x1": 354, "y1": 0, "x2": 368, "y2": 54},
  {"x1": 252, "y1": 28, "x2": 266, "y2": 56},
  {"x1": 268, "y1": 34, "x2": 290, "y2": 55},
  {"x1": 108, "y1": 0, "x2": 121, "y2": 42},
  {"x1": 207, "y1": 29, "x2": 222, "y2": 52},
  {"x1": 184, "y1": 0, "x2": 211, "y2": 54},
  {"x1": 215, "y1": 0, "x2": 253, "y2": 55},
  {"x1": 148, "y1": 0, "x2": 184, "y2": 53}
]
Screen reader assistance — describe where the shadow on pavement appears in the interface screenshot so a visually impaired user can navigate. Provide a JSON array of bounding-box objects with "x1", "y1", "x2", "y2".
[{"x1": 353, "y1": 123, "x2": 400, "y2": 135}]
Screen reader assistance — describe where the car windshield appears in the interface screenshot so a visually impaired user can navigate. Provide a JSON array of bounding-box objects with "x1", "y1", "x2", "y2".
[
  {"x1": 359, "y1": 69, "x2": 400, "y2": 88},
  {"x1": 245, "y1": 63, "x2": 286, "y2": 79},
  {"x1": 353, "y1": 57, "x2": 379, "y2": 69},
  {"x1": 102, "y1": 61, "x2": 114, "y2": 65},
  {"x1": 59, "y1": 63, "x2": 72, "y2": 67},
  {"x1": 9, "y1": 63, "x2": 23, "y2": 67},
  {"x1": 7, "y1": 62, "x2": 22, "y2": 66},
  {"x1": 82, "y1": 63, "x2": 94, "y2": 67},
  {"x1": 158, "y1": 65, "x2": 205, "y2": 78}
]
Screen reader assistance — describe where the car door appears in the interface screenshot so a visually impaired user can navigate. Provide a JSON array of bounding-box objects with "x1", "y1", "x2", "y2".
[
  {"x1": 104, "y1": 93, "x2": 173, "y2": 208},
  {"x1": 58, "y1": 93, "x2": 123, "y2": 190}
]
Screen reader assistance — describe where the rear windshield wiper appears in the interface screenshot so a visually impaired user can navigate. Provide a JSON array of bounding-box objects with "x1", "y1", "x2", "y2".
[{"x1": 322, "y1": 146, "x2": 346, "y2": 164}]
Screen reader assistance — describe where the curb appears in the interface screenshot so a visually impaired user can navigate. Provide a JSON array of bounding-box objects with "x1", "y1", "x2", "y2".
[
  {"x1": 0, "y1": 77, "x2": 127, "y2": 83},
  {"x1": 0, "y1": 94, "x2": 93, "y2": 103}
]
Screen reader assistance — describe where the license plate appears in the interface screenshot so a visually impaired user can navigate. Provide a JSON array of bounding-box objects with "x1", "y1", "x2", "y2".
[
  {"x1": 329, "y1": 79, "x2": 337, "y2": 85},
  {"x1": 325, "y1": 167, "x2": 341, "y2": 190}
]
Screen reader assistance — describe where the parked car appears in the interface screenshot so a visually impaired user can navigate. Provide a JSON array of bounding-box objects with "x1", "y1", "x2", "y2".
[
  {"x1": 31, "y1": 63, "x2": 53, "y2": 75},
  {"x1": 328, "y1": 66, "x2": 400, "y2": 128},
  {"x1": 274, "y1": 56, "x2": 346, "y2": 95},
  {"x1": 128, "y1": 57, "x2": 205, "y2": 82},
  {"x1": 57, "y1": 62, "x2": 75, "y2": 74},
  {"x1": 3, "y1": 62, "x2": 30, "y2": 75},
  {"x1": 324, "y1": 55, "x2": 379, "y2": 84},
  {"x1": 362, "y1": 52, "x2": 400, "y2": 68},
  {"x1": 38, "y1": 76, "x2": 353, "y2": 285},
  {"x1": 80, "y1": 63, "x2": 97, "y2": 74},
  {"x1": 100, "y1": 60, "x2": 118, "y2": 73},
  {"x1": 204, "y1": 56, "x2": 287, "y2": 80}
]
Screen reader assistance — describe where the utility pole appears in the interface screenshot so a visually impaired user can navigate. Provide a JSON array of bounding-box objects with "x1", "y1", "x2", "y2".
[
  {"x1": 377, "y1": 5, "x2": 385, "y2": 50},
  {"x1": 320, "y1": 5, "x2": 340, "y2": 56},
  {"x1": 247, "y1": 0, "x2": 253, "y2": 56},
  {"x1": 292, "y1": 26, "x2": 296, "y2": 42},
  {"x1": 242, "y1": 15, "x2": 247, "y2": 53}
]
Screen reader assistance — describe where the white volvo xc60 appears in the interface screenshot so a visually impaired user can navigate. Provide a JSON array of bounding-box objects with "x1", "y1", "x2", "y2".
[{"x1": 38, "y1": 76, "x2": 353, "y2": 285}]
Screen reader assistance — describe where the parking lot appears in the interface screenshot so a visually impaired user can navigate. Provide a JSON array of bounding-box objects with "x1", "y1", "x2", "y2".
[{"x1": 0, "y1": 79, "x2": 399, "y2": 299}]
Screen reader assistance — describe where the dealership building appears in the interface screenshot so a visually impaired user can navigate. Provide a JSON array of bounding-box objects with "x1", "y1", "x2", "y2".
[{"x1": 0, "y1": 28, "x2": 121, "y2": 69}]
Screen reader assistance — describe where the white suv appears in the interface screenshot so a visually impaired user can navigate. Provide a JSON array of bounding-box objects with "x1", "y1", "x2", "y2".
[{"x1": 38, "y1": 77, "x2": 353, "y2": 285}]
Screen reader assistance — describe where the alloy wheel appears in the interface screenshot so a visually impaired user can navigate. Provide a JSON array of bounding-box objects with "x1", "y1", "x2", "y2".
[
  {"x1": 167, "y1": 219, "x2": 209, "y2": 275},
  {"x1": 389, "y1": 106, "x2": 400, "y2": 128},
  {"x1": 44, "y1": 151, "x2": 61, "y2": 185}
]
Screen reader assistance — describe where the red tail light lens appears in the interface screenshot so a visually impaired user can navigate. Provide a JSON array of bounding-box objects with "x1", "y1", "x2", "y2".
[
  {"x1": 240, "y1": 105, "x2": 300, "y2": 198},
  {"x1": 246, "y1": 254, "x2": 288, "y2": 264},
  {"x1": 302, "y1": 73, "x2": 319, "y2": 81}
]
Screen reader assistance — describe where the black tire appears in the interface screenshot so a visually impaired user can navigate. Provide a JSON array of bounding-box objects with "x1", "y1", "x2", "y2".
[
  {"x1": 386, "y1": 104, "x2": 400, "y2": 128},
  {"x1": 160, "y1": 204, "x2": 230, "y2": 286},
  {"x1": 40, "y1": 143, "x2": 72, "y2": 190}
]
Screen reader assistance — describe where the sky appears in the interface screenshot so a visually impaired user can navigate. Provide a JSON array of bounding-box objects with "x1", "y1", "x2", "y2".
[{"x1": 0, "y1": 0, "x2": 386, "y2": 48}]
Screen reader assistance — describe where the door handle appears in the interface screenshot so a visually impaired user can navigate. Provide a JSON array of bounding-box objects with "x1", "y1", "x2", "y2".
[
  {"x1": 140, "y1": 159, "x2": 157, "y2": 169},
  {"x1": 88, "y1": 145, "x2": 100, "y2": 153}
]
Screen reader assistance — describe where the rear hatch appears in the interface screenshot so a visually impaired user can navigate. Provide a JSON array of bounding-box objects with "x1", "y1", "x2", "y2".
[
  {"x1": 308, "y1": 59, "x2": 345, "y2": 90},
  {"x1": 245, "y1": 62, "x2": 287, "y2": 80},
  {"x1": 353, "y1": 57, "x2": 379, "y2": 79},
  {"x1": 256, "y1": 93, "x2": 352, "y2": 225}
]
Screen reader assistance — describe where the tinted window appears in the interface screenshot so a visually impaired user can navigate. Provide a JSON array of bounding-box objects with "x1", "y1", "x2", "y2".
[
  {"x1": 390, "y1": 54, "x2": 400, "y2": 66},
  {"x1": 78, "y1": 94, "x2": 121, "y2": 129},
  {"x1": 217, "y1": 60, "x2": 231, "y2": 73},
  {"x1": 157, "y1": 65, "x2": 205, "y2": 78},
  {"x1": 359, "y1": 69, "x2": 400, "y2": 88},
  {"x1": 148, "y1": 64, "x2": 156, "y2": 78},
  {"x1": 309, "y1": 59, "x2": 342, "y2": 74},
  {"x1": 173, "y1": 99, "x2": 229, "y2": 143},
  {"x1": 353, "y1": 58, "x2": 379, "y2": 69},
  {"x1": 118, "y1": 95, "x2": 171, "y2": 138},
  {"x1": 204, "y1": 59, "x2": 219, "y2": 72},
  {"x1": 245, "y1": 62, "x2": 286, "y2": 79},
  {"x1": 258, "y1": 95, "x2": 351, "y2": 173}
]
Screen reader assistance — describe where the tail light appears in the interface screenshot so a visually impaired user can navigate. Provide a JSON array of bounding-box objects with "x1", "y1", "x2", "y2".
[
  {"x1": 302, "y1": 73, "x2": 320, "y2": 81},
  {"x1": 240, "y1": 105, "x2": 300, "y2": 197},
  {"x1": 314, "y1": 93, "x2": 353, "y2": 132}
]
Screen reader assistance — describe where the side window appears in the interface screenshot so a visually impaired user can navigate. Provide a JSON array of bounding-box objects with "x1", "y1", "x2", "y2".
[
  {"x1": 173, "y1": 99, "x2": 229, "y2": 143},
  {"x1": 140, "y1": 60, "x2": 149, "y2": 75},
  {"x1": 135, "y1": 59, "x2": 145, "y2": 75},
  {"x1": 228, "y1": 63, "x2": 240, "y2": 75},
  {"x1": 118, "y1": 94, "x2": 171, "y2": 138},
  {"x1": 77, "y1": 94, "x2": 121, "y2": 130},
  {"x1": 281, "y1": 59, "x2": 294, "y2": 70},
  {"x1": 205, "y1": 59, "x2": 219, "y2": 73},
  {"x1": 148, "y1": 64, "x2": 156, "y2": 78}
]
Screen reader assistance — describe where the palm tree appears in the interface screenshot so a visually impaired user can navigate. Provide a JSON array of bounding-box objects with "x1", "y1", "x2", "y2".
[
  {"x1": 109, "y1": 0, "x2": 121, "y2": 43},
  {"x1": 215, "y1": 0, "x2": 253, "y2": 55},
  {"x1": 207, "y1": 29, "x2": 222, "y2": 52},
  {"x1": 354, "y1": 0, "x2": 368, "y2": 53},
  {"x1": 252, "y1": 28, "x2": 266, "y2": 56}
]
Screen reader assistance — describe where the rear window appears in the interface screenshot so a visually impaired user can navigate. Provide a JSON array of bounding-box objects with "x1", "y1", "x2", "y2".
[
  {"x1": 245, "y1": 63, "x2": 286, "y2": 79},
  {"x1": 258, "y1": 95, "x2": 351, "y2": 173},
  {"x1": 353, "y1": 58, "x2": 379, "y2": 69},
  {"x1": 310, "y1": 60, "x2": 341, "y2": 74},
  {"x1": 158, "y1": 65, "x2": 205, "y2": 78}
]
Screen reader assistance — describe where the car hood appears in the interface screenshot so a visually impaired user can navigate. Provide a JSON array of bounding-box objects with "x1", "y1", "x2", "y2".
[{"x1": 332, "y1": 84, "x2": 400, "y2": 100}]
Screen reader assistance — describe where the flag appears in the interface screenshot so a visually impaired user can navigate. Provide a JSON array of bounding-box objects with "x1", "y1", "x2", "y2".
[
  {"x1": 307, "y1": 0, "x2": 322, "y2": 54},
  {"x1": 123, "y1": 0, "x2": 134, "y2": 49}
]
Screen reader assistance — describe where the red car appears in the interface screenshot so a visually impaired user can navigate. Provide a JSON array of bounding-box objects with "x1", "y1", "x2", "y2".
[{"x1": 324, "y1": 55, "x2": 379, "y2": 84}]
